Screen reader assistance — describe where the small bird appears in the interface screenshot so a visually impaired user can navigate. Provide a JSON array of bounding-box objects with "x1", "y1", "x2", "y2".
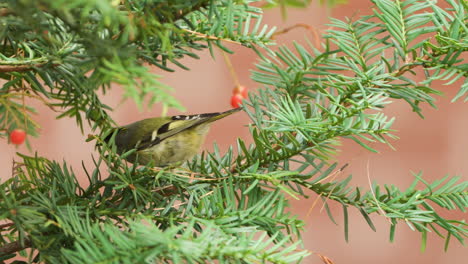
[{"x1": 108, "y1": 108, "x2": 241, "y2": 166}]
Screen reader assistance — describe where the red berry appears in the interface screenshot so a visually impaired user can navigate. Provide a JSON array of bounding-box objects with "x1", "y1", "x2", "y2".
[
  {"x1": 233, "y1": 85, "x2": 248, "y2": 98},
  {"x1": 10, "y1": 129, "x2": 26, "y2": 145},
  {"x1": 230, "y1": 93, "x2": 243, "y2": 108}
]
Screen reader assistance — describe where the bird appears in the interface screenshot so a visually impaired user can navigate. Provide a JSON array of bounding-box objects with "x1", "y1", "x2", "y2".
[{"x1": 107, "y1": 108, "x2": 242, "y2": 166}]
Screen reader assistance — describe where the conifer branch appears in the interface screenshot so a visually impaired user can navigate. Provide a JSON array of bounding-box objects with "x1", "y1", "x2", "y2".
[
  {"x1": 0, "y1": 0, "x2": 466, "y2": 263},
  {"x1": 0, "y1": 60, "x2": 57, "y2": 73}
]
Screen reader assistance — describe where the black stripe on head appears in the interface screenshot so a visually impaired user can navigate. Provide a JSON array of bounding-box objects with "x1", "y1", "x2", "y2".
[
  {"x1": 172, "y1": 112, "x2": 220, "y2": 121},
  {"x1": 172, "y1": 114, "x2": 198, "y2": 120},
  {"x1": 157, "y1": 122, "x2": 171, "y2": 134}
]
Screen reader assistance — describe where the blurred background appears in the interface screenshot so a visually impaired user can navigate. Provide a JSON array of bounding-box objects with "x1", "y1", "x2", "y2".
[{"x1": 1, "y1": 1, "x2": 467, "y2": 263}]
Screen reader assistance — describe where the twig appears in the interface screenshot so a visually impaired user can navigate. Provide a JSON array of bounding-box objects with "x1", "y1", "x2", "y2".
[
  {"x1": 306, "y1": 163, "x2": 349, "y2": 217},
  {"x1": 0, "y1": 222, "x2": 13, "y2": 230},
  {"x1": 0, "y1": 64, "x2": 39, "y2": 72},
  {"x1": 366, "y1": 159, "x2": 391, "y2": 223},
  {"x1": 306, "y1": 193, "x2": 323, "y2": 218},
  {"x1": 392, "y1": 54, "x2": 430, "y2": 78},
  {"x1": 272, "y1": 23, "x2": 322, "y2": 49},
  {"x1": 0, "y1": 63, "x2": 58, "y2": 73},
  {"x1": 315, "y1": 252, "x2": 335, "y2": 264},
  {"x1": 4, "y1": 91, "x2": 61, "y2": 113},
  {"x1": 319, "y1": 163, "x2": 348, "y2": 213},
  {"x1": 154, "y1": 190, "x2": 215, "y2": 211},
  {"x1": 316, "y1": 163, "x2": 348, "y2": 184},
  {"x1": 222, "y1": 51, "x2": 241, "y2": 87},
  {"x1": 181, "y1": 29, "x2": 244, "y2": 46},
  {"x1": 153, "y1": 185, "x2": 179, "y2": 197},
  {"x1": 0, "y1": 238, "x2": 32, "y2": 257}
]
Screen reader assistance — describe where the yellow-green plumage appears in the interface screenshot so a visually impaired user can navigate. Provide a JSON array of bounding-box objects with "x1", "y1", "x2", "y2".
[{"x1": 112, "y1": 108, "x2": 241, "y2": 166}]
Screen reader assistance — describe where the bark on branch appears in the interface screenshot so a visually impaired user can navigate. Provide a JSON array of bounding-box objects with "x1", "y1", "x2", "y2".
[
  {"x1": 0, "y1": 63, "x2": 57, "y2": 73},
  {"x1": 0, "y1": 238, "x2": 32, "y2": 257}
]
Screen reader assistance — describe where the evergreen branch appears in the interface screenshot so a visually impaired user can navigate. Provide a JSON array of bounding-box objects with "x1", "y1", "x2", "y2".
[
  {"x1": 179, "y1": 1, "x2": 276, "y2": 52},
  {"x1": 0, "y1": 0, "x2": 467, "y2": 262},
  {"x1": 60, "y1": 216, "x2": 310, "y2": 264},
  {"x1": 0, "y1": 152, "x2": 308, "y2": 262},
  {"x1": 252, "y1": 0, "x2": 466, "y2": 117},
  {"x1": 299, "y1": 173, "x2": 468, "y2": 244},
  {"x1": 0, "y1": 93, "x2": 41, "y2": 140},
  {"x1": 0, "y1": 0, "x2": 276, "y2": 127},
  {"x1": 217, "y1": 90, "x2": 395, "y2": 174}
]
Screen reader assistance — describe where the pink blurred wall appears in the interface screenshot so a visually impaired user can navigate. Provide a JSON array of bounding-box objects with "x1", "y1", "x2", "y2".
[{"x1": 1, "y1": 1, "x2": 467, "y2": 263}]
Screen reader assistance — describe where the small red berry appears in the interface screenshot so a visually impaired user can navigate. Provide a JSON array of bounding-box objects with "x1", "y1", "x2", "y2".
[
  {"x1": 230, "y1": 93, "x2": 243, "y2": 108},
  {"x1": 10, "y1": 129, "x2": 26, "y2": 145},
  {"x1": 233, "y1": 85, "x2": 248, "y2": 98}
]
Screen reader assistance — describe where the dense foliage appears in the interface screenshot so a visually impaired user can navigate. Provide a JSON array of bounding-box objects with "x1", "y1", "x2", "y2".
[{"x1": 0, "y1": 0, "x2": 466, "y2": 263}]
